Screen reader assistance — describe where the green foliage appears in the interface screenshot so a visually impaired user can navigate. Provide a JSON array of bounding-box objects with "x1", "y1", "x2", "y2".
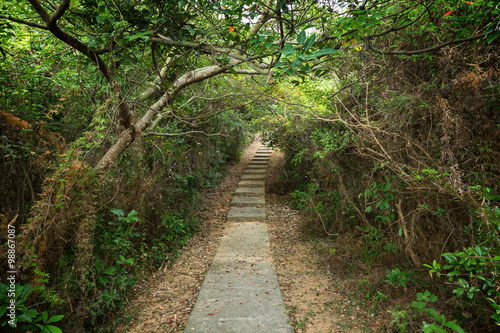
[
  {"x1": 388, "y1": 306, "x2": 412, "y2": 332},
  {"x1": 388, "y1": 292, "x2": 465, "y2": 332},
  {"x1": 359, "y1": 176, "x2": 396, "y2": 225},
  {"x1": 385, "y1": 268, "x2": 415, "y2": 288},
  {"x1": 290, "y1": 182, "x2": 342, "y2": 236},
  {"x1": 425, "y1": 241, "x2": 500, "y2": 324},
  {"x1": 412, "y1": 291, "x2": 465, "y2": 333},
  {"x1": 311, "y1": 126, "x2": 352, "y2": 158},
  {"x1": 358, "y1": 225, "x2": 384, "y2": 269},
  {"x1": 22, "y1": 311, "x2": 65, "y2": 333},
  {"x1": 0, "y1": 282, "x2": 64, "y2": 332}
]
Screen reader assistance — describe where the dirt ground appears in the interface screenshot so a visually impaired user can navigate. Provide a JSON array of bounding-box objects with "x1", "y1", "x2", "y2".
[{"x1": 114, "y1": 140, "x2": 384, "y2": 332}]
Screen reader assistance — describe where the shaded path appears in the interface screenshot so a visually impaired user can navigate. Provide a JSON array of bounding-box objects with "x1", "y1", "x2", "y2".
[{"x1": 184, "y1": 146, "x2": 293, "y2": 332}]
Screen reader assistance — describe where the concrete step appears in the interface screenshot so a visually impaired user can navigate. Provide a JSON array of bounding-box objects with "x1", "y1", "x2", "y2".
[
  {"x1": 242, "y1": 170, "x2": 267, "y2": 176},
  {"x1": 231, "y1": 196, "x2": 265, "y2": 207},
  {"x1": 235, "y1": 187, "x2": 265, "y2": 196},
  {"x1": 241, "y1": 174, "x2": 265, "y2": 180},
  {"x1": 227, "y1": 207, "x2": 266, "y2": 221},
  {"x1": 184, "y1": 222, "x2": 292, "y2": 332},
  {"x1": 238, "y1": 180, "x2": 265, "y2": 187},
  {"x1": 246, "y1": 164, "x2": 268, "y2": 169},
  {"x1": 250, "y1": 159, "x2": 270, "y2": 164}
]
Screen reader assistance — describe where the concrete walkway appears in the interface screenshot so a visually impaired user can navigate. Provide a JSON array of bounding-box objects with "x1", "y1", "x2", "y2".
[{"x1": 184, "y1": 146, "x2": 293, "y2": 332}]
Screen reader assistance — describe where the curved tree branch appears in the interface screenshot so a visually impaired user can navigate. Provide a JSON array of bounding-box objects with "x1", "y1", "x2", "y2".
[
  {"x1": 368, "y1": 0, "x2": 436, "y2": 39},
  {"x1": 145, "y1": 130, "x2": 230, "y2": 138},
  {"x1": 362, "y1": 33, "x2": 486, "y2": 55},
  {"x1": 49, "y1": 0, "x2": 70, "y2": 25},
  {"x1": 26, "y1": 0, "x2": 111, "y2": 80},
  {"x1": 0, "y1": 14, "x2": 48, "y2": 30},
  {"x1": 94, "y1": 64, "x2": 231, "y2": 173}
]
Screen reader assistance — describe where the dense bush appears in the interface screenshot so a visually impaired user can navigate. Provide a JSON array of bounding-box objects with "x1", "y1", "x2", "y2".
[{"x1": 267, "y1": 33, "x2": 500, "y2": 331}]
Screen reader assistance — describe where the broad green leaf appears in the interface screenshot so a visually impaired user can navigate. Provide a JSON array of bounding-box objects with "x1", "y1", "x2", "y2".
[
  {"x1": 103, "y1": 266, "x2": 117, "y2": 275},
  {"x1": 21, "y1": 308, "x2": 38, "y2": 319},
  {"x1": 297, "y1": 30, "x2": 306, "y2": 45},
  {"x1": 443, "y1": 321, "x2": 465, "y2": 333},
  {"x1": 280, "y1": 44, "x2": 295, "y2": 56},
  {"x1": 313, "y1": 48, "x2": 337, "y2": 57},
  {"x1": 110, "y1": 208, "x2": 124, "y2": 217},
  {"x1": 126, "y1": 31, "x2": 150, "y2": 41},
  {"x1": 185, "y1": 25, "x2": 196, "y2": 35},
  {"x1": 45, "y1": 315, "x2": 64, "y2": 324},
  {"x1": 46, "y1": 324, "x2": 63, "y2": 333},
  {"x1": 304, "y1": 34, "x2": 316, "y2": 51},
  {"x1": 18, "y1": 312, "x2": 34, "y2": 323},
  {"x1": 273, "y1": 61, "x2": 285, "y2": 68},
  {"x1": 412, "y1": 300, "x2": 426, "y2": 309},
  {"x1": 42, "y1": 311, "x2": 48, "y2": 323},
  {"x1": 487, "y1": 31, "x2": 499, "y2": 44}
]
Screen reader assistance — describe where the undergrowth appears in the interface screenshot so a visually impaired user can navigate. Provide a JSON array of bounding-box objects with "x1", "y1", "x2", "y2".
[{"x1": 267, "y1": 34, "x2": 500, "y2": 332}]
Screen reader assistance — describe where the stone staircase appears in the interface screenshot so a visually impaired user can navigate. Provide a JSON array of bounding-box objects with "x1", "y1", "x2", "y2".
[{"x1": 184, "y1": 145, "x2": 293, "y2": 332}]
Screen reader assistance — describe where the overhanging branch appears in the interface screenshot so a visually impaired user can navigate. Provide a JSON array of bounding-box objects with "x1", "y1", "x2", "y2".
[
  {"x1": 0, "y1": 14, "x2": 48, "y2": 30},
  {"x1": 145, "y1": 130, "x2": 230, "y2": 138},
  {"x1": 362, "y1": 33, "x2": 486, "y2": 56},
  {"x1": 152, "y1": 35, "x2": 271, "y2": 75}
]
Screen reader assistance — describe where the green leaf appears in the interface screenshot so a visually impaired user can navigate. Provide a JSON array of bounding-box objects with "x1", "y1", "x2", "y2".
[
  {"x1": 18, "y1": 312, "x2": 35, "y2": 323},
  {"x1": 98, "y1": 276, "x2": 109, "y2": 285},
  {"x1": 126, "y1": 31, "x2": 151, "y2": 41},
  {"x1": 46, "y1": 325, "x2": 63, "y2": 333},
  {"x1": 185, "y1": 25, "x2": 196, "y2": 35},
  {"x1": 273, "y1": 61, "x2": 285, "y2": 68},
  {"x1": 227, "y1": 66, "x2": 238, "y2": 75},
  {"x1": 280, "y1": 44, "x2": 295, "y2": 56},
  {"x1": 313, "y1": 48, "x2": 337, "y2": 57},
  {"x1": 45, "y1": 315, "x2": 64, "y2": 324},
  {"x1": 425, "y1": 307, "x2": 445, "y2": 323},
  {"x1": 443, "y1": 321, "x2": 465, "y2": 333},
  {"x1": 297, "y1": 30, "x2": 306, "y2": 45},
  {"x1": 103, "y1": 266, "x2": 117, "y2": 275},
  {"x1": 21, "y1": 308, "x2": 38, "y2": 319},
  {"x1": 110, "y1": 208, "x2": 124, "y2": 217},
  {"x1": 412, "y1": 301, "x2": 426, "y2": 309},
  {"x1": 304, "y1": 34, "x2": 316, "y2": 51},
  {"x1": 486, "y1": 31, "x2": 499, "y2": 44}
]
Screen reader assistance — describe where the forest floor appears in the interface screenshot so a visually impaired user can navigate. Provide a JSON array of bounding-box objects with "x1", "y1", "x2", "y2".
[{"x1": 114, "y1": 140, "x2": 387, "y2": 332}]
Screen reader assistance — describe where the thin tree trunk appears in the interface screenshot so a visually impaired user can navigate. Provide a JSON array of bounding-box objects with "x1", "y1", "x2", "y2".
[{"x1": 93, "y1": 65, "x2": 229, "y2": 173}]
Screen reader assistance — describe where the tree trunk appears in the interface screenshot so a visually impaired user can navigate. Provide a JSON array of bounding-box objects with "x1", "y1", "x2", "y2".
[{"x1": 93, "y1": 65, "x2": 229, "y2": 173}]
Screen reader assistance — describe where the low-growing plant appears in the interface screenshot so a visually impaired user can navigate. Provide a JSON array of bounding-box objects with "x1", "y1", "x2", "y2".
[
  {"x1": 412, "y1": 291, "x2": 465, "y2": 332},
  {"x1": 425, "y1": 204, "x2": 500, "y2": 325},
  {"x1": 0, "y1": 282, "x2": 64, "y2": 332},
  {"x1": 387, "y1": 291, "x2": 465, "y2": 333},
  {"x1": 384, "y1": 268, "x2": 415, "y2": 288}
]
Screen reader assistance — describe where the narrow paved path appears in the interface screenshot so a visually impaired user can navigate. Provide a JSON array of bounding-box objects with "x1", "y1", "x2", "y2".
[{"x1": 184, "y1": 146, "x2": 293, "y2": 332}]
